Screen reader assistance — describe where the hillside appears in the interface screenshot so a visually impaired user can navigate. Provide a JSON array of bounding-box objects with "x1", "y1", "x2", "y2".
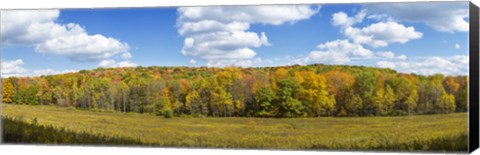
[{"x1": 1, "y1": 64, "x2": 468, "y2": 117}]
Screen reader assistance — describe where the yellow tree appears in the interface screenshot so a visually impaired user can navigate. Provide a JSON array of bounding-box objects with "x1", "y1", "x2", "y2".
[
  {"x1": 299, "y1": 71, "x2": 336, "y2": 116},
  {"x1": 215, "y1": 67, "x2": 243, "y2": 116},
  {"x1": 439, "y1": 89, "x2": 456, "y2": 113},
  {"x1": 2, "y1": 79, "x2": 15, "y2": 103},
  {"x1": 186, "y1": 89, "x2": 202, "y2": 115},
  {"x1": 272, "y1": 68, "x2": 290, "y2": 90},
  {"x1": 324, "y1": 70, "x2": 354, "y2": 116}
]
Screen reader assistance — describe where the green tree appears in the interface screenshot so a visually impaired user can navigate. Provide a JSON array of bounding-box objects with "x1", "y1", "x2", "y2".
[
  {"x1": 353, "y1": 72, "x2": 377, "y2": 116},
  {"x1": 254, "y1": 86, "x2": 276, "y2": 117},
  {"x1": 275, "y1": 79, "x2": 304, "y2": 117}
]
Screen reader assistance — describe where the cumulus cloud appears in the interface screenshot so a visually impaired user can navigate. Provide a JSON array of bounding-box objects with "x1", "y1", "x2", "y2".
[
  {"x1": 332, "y1": 11, "x2": 422, "y2": 48},
  {"x1": 375, "y1": 51, "x2": 407, "y2": 60},
  {"x1": 177, "y1": 5, "x2": 320, "y2": 25},
  {"x1": 120, "y1": 52, "x2": 133, "y2": 59},
  {"x1": 292, "y1": 40, "x2": 374, "y2": 65},
  {"x1": 455, "y1": 43, "x2": 461, "y2": 49},
  {"x1": 376, "y1": 51, "x2": 395, "y2": 59},
  {"x1": 1, "y1": 59, "x2": 28, "y2": 77},
  {"x1": 1, "y1": 10, "x2": 59, "y2": 45},
  {"x1": 363, "y1": 2, "x2": 469, "y2": 32},
  {"x1": 376, "y1": 61, "x2": 396, "y2": 69},
  {"x1": 1, "y1": 10, "x2": 131, "y2": 62},
  {"x1": 1, "y1": 59, "x2": 78, "y2": 77},
  {"x1": 205, "y1": 57, "x2": 264, "y2": 67},
  {"x1": 397, "y1": 54, "x2": 407, "y2": 60},
  {"x1": 291, "y1": 40, "x2": 409, "y2": 67},
  {"x1": 177, "y1": 5, "x2": 320, "y2": 67},
  {"x1": 31, "y1": 69, "x2": 77, "y2": 77},
  {"x1": 332, "y1": 10, "x2": 366, "y2": 27},
  {"x1": 376, "y1": 55, "x2": 468, "y2": 75},
  {"x1": 180, "y1": 31, "x2": 266, "y2": 60},
  {"x1": 98, "y1": 59, "x2": 138, "y2": 68},
  {"x1": 344, "y1": 22, "x2": 422, "y2": 48}
]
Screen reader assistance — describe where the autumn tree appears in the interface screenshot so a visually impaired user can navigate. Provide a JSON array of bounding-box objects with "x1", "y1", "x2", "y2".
[
  {"x1": 2, "y1": 64, "x2": 468, "y2": 118},
  {"x1": 324, "y1": 70, "x2": 355, "y2": 116},
  {"x1": 298, "y1": 71, "x2": 335, "y2": 116},
  {"x1": 2, "y1": 79, "x2": 15, "y2": 103}
]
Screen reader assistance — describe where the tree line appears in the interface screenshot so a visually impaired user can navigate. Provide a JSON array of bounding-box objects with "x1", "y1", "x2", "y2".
[{"x1": 1, "y1": 64, "x2": 468, "y2": 117}]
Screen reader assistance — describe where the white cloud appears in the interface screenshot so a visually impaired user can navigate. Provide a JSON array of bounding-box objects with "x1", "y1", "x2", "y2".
[
  {"x1": 317, "y1": 39, "x2": 375, "y2": 58},
  {"x1": 1, "y1": 10, "x2": 59, "y2": 45},
  {"x1": 1, "y1": 59, "x2": 77, "y2": 77},
  {"x1": 31, "y1": 69, "x2": 77, "y2": 77},
  {"x1": 177, "y1": 5, "x2": 319, "y2": 66},
  {"x1": 293, "y1": 40, "x2": 374, "y2": 65},
  {"x1": 1, "y1": 59, "x2": 28, "y2": 77},
  {"x1": 376, "y1": 55, "x2": 468, "y2": 75},
  {"x1": 455, "y1": 43, "x2": 461, "y2": 49},
  {"x1": 291, "y1": 40, "x2": 409, "y2": 66},
  {"x1": 1, "y1": 10, "x2": 131, "y2": 62},
  {"x1": 116, "y1": 61, "x2": 138, "y2": 68},
  {"x1": 332, "y1": 10, "x2": 366, "y2": 27},
  {"x1": 366, "y1": 14, "x2": 392, "y2": 21},
  {"x1": 98, "y1": 59, "x2": 138, "y2": 68},
  {"x1": 205, "y1": 57, "x2": 265, "y2": 67},
  {"x1": 35, "y1": 29, "x2": 130, "y2": 62},
  {"x1": 364, "y1": 2, "x2": 468, "y2": 32},
  {"x1": 206, "y1": 59, "x2": 251, "y2": 67},
  {"x1": 189, "y1": 59, "x2": 197, "y2": 64},
  {"x1": 177, "y1": 5, "x2": 320, "y2": 25},
  {"x1": 397, "y1": 54, "x2": 407, "y2": 60},
  {"x1": 376, "y1": 51, "x2": 395, "y2": 59},
  {"x1": 121, "y1": 52, "x2": 133, "y2": 59},
  {"x1": 377, "y1": 61, "x2": 396, "y2": 69},
  {"x1": 98, "y1": 59, "x2": 116, "y2": 68},
  {"x1": 375, "y1": 51, "x2": 407, "y2": 60},
  {"x1": 180, "y1": 31, "x2": 266, "y2": 60},
  {"x1": 343, "y1": 21, "x2": 422, "y2": 48},
  {"x1": 178, "y1": 20, "x2": 250, "y2": 36},
  {"x1": 332, "y1": 11, "x2": 422, "y2": 48}
]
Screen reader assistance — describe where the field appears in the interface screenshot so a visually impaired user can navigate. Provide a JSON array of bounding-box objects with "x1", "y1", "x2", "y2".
[{"x1": 1, "y1": 104, "x2": 468, "y2": 152}]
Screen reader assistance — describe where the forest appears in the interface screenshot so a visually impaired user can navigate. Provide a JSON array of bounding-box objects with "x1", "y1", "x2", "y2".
[{"x1": 1, "y1": 64, "x2": 468, "y2": 118}]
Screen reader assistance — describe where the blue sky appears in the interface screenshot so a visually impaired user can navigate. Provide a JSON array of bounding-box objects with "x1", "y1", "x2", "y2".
[{"x1": 1, "y1": 2, "x2": 469, "y2": 77}]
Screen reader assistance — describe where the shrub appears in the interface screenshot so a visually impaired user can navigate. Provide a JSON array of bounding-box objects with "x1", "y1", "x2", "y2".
[{"x1": 162, "y1": 109, "x2": 173, "y2": 118}]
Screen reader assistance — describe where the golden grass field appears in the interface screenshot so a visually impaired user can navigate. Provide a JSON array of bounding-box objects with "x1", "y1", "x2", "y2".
[{"x1": 1, "y1": 104, "x2": 468, "y2": 152}]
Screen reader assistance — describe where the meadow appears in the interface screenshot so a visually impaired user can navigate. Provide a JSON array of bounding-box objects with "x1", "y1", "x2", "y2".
[{"x1": 2, "y1": 104, "x2": 468, "y2": 152}]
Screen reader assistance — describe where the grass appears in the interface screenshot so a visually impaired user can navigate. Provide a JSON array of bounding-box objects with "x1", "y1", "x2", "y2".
[
  {"x1": 2, "y1": 116, "x2": 148, "y2": 146},
  {"x1": 1, "y1": 104, "x2": 468, "y2": 152}
]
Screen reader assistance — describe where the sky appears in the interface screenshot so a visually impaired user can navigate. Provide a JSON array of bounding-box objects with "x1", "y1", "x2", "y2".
[{"x1": 0, "y1": 2, "x2": 469, "y2": 77}]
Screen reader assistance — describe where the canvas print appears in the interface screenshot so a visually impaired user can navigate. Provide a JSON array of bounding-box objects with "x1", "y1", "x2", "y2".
[{"x1": 0, "y1": 1, "x2": 469, "y2": 153}]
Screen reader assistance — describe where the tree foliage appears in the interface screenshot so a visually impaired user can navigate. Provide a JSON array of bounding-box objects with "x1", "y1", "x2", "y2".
[
  {"x1": 2, "y1": 79, "x2": 15, "y2": 103},
  {"x1": 3, "y1": 64, "x2": 468, "y2": 117}
]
